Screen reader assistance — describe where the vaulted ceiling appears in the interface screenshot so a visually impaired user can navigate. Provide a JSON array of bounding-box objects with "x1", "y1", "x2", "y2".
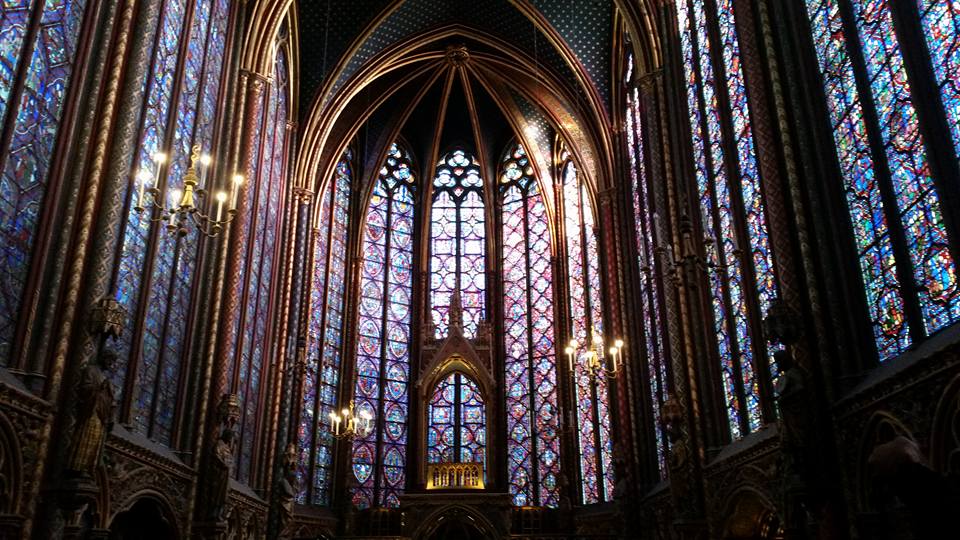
[
  {"x1": 297, "y1": 0, "x2": 615, "y2": 121},
  {"x1": 293, "y1": 0, "x2": 626, "y2": 204}
]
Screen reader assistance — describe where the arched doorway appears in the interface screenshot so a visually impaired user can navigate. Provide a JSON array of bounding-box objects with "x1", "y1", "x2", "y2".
[
  {"x1": 414, "y1": 506, "x2": 500, "y2": 540},
  {"x1": 425, "y1": 516, "x2": 487, "y2": 540},
  {"x1": 109, "y1": 497, "x2": 177, "y2": 540}
]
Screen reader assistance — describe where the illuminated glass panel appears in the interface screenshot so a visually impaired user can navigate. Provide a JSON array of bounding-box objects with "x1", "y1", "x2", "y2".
[
  {"x1": 427, "y1": 372, "x2": 486, "y2": 471},
  {"x1": 430, "y1": 149, "x2": 485, "y2": 338},
  {"x1": 804, "y1": 0, "x2": 960, "y2": 358},
  {"x1": 0, "y1": 0, "x2": 89, "y2": 364},
  {"x1": 106, "y1": 0, "x2": 230, "y2": 446},
  {"x1": 563, "y1": 157, "x2": 614, "y2": 504},
  {"x1": 501, "y1": 144, "x2": 560, "y2": 507},
  {"x1": 624, "y1": 52, "x2": 669, "y2": 477},
  {"x1": 676, "y1": 0, "x2": 779, "y2": 439},
  {"x1": 352, "y1": 142, "x2": 415, "y2": 509},
  {"x1": 234, "y1": 48, "x2": 288, "y2": 483},
  {"x1": 297, "y1": 150, "x2": 351, "y2": 505},
  {"x1": 918, "y1": 1, "x2": 960, "y2": 165}
]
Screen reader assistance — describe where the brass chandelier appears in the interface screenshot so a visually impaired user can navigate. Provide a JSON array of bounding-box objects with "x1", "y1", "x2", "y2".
[
  {"x1": 134, "y1": 144, "x2": 242, "y2": 238},
  {"x1": 565, "y1": 333, "x2": 624, "y2": 380}
]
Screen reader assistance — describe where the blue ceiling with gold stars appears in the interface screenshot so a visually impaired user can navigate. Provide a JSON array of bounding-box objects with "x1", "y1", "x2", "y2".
[{"x1": 296, "y1": 0, "x2": 614, "y2": 120}]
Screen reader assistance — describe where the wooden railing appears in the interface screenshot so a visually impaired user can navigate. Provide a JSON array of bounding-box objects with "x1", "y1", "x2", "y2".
[{"x1": 426, "y1": 461, "x2": 485, "y2": 489}]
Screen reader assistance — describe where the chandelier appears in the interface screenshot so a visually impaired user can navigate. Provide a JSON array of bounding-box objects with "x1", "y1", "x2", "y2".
[
  {"x1": 564, "y1": 334, "x2": 624, "y2": 380},
  {"x1": 328, "y1": 401, "x2": 374, "y2": 441},
  {"x1": 134, "y1": 145, "x2": 242, "y2": 238}
]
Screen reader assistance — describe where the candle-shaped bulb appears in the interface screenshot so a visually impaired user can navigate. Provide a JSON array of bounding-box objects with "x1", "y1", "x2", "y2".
[
  {"x1": 136, "y1": 169, "x2": 152, "y2": 207},
  {"x1": 214, "y1": 191, "x2": 226, "y2": 222},
  {"x1": 615, "y1": 339, "x2": 624, "y2": 348},
  {"x1": 592, "y1": 334, "x2": 603, "y2": 345},
  {"x1": 230, "y1": 174, "x2": 243, "y2": 209},
  {"x1": 609, "y1": 346, "x2": 618, "y2": 356},
  {"x1": 198, "y1": 153, "x2": 212, "y2": 190},
  {"x1": 329, "y1": 412, "x2": 337, "y2": 421},
  {"x1": 153, "y1": 152, "x2": 167, "y2": 165},
  {"x1": 568, "y1": 339, "x2": 578, "y2": 349},
  {"x1": 342, "y1": 408, "x2": 349, "y2": 417},
  {"x1": 564, "y1": 346, "x2": 574, "y2": 355},
  {"x1": 169, "y1": 188, "x2": 182, "y2": 209}
]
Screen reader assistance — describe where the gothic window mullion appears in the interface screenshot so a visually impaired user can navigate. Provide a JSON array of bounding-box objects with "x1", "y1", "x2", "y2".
[
  {"x1": 453, "y1": 374, "x2": 462, "y2": 462},
  {"x1": 520, "y1": 186, "x2": 541, "y2": 502},
  {"x1": 0, "y1": 0, "x2": 53, "y2": 170},
  {"x1": 682, "y1": 0, "x2": 751, "y2": 439},
  {"x1": 167, "y1": 0, "x2": 221, "y2": 443},
  {"x1": 626, "y1": 74, "x2": 671, "y2": 476},
  {"x1": 372, "y1": 184, "x2": 394, "y2": 506},
  {"x1": 886, "y1": 1, "x2": 960, "y2": 266},
  {"x1": 305, "y1": 227, "x2": 325, "y2": 504},
  {"x1": 834, "y1": 0, "x2": 927, "y2": 345},
  {"x1": 577, "y1": 184, "x2": 604, "y2": 503},
  {"x1": 306, "y1": 182, "x2": 337, "y2": 504},
  {"x1": 114, "y1": 0, "x2": 185, "y2": 422},
  {"x1": 145, "y1": 0, "x2": 208, "y2": 442},
  {"x1": 147, "y1": 238, "x2": 186, "y2": 437},
  {"x1": 704, "y1": 0, "x2": 779, "y2": 424}
]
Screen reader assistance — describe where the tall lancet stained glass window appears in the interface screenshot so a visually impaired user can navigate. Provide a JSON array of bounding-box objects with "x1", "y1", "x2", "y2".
[
  {"x1": 624, "y1": 51, "x2": 669, "y2": 477},
  {"x1": 803, "y1": 0, "x2": 960, "y2": 360},
  {"x1": 675, "y1": 0, "x2": 779, "y2": 440},
  {"x1": 298, "y1": 150, "x2": 352, "y2": 505},
  {"x1": 501, "y1": 144, "x2": 561, "y2": 507},
  {"x1": 353, "y1": 142, "x2": 416, "y2": 509},
  {"x1": 230, "y1": 46, "x2": 289, "y2": 484},
  {"x1": 427, "y1": 372, "x2": 486, "y2": 469},
  {"x1": 110, "y1": 0, "x2": 231, "y2": 445},
  {"x1": 430, "y1": 149, "x2": 486, "y2": 339},
  {"x1": 562, "y1": 155, "x2": 614, "y2": 504},
  {"x1": 0, "y1": 0, "x2": 90, "y2": 365}
]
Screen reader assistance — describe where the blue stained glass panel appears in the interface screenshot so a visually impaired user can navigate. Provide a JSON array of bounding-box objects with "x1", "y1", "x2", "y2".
[
  {"x1": 352, "y1": 143, "x2": 414, "y2": 509},
  {"x1": 0, "y1": 0, "x2": 87, "y2": 364}
]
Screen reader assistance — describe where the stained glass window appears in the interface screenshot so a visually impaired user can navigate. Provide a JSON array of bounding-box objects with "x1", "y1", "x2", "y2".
[
  {"x1": 230, "y1": 46, "x2": 289, "y2": 484},
  {"x1": 676, "y1": 0, "x2": 779, "y2": 440},
  {"x1": 0, "y1": 0, "x2": 90, "y2": 365},
  {"x1": 297, "y1": 150, "x2": 352, "y2": 505},
  {"x1": 623, "y1": 51, "x2": 670, "y2": 477},
  {"x1": 109, "y1": 0, "x2": 231, "y2": 445},
  {"x1": 427, "y1": 372, "x2": 486, "y2": 471},
  {"x1": 803, "y1": 0, "x2": 960, "y2": 360},
  {"x1": 430, "y1": 149, "x2": 485, "y2": 339},
  {"x1": 500, "y1": 144, "x2": 560, "y2": 507},
  {"x1": 562, "y1": 155, "x2": 614, "y2": 504},
  {"x1": 352, "y1": 142, "x2": 416, "y2": 509},
  {"x1": 918, "y1": 2, "x2": 960, "y2": 165}
]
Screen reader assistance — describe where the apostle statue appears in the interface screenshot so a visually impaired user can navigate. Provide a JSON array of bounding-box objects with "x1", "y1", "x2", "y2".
[
  {"x1": 201, "y1": 394, "x2": 240, "y2": 522},
  {"x1": 66, "y1": 350, "x2": 117, "y2": 478}
]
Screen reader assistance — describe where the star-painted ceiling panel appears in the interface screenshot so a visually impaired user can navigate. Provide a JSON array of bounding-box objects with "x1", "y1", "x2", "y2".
[
  {"x1": 529, "y1": 0, "x2": 612, "y2": 113},
  {"x1": 297, "y1": 0, "x2": 389, "y2": 115},
  {"x1": 297, "y1": 0, "x2": 611, "y2": 118}
]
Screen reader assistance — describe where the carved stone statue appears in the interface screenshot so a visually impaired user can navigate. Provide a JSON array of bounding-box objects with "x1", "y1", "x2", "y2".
[
  {"x1": 201, "y1": 394, "x2": 240, "y2": 522},
  {"x1": 66, "y1": 350, "x2": 117, "y2": 478},
  {"x1": 775, "y1": 349, "x2": 812, "y2": 485},
  {"x1": 278, "y1": 442, "x2": 298, "y2": 533},
  {"x1": 612, "y1": 443, "x2": 632, "y2": 500}
]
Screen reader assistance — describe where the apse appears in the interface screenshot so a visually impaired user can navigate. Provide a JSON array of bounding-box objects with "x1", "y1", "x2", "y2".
[{"x1": 2, "y1": 1, "x2": 960, "y2": 539}]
